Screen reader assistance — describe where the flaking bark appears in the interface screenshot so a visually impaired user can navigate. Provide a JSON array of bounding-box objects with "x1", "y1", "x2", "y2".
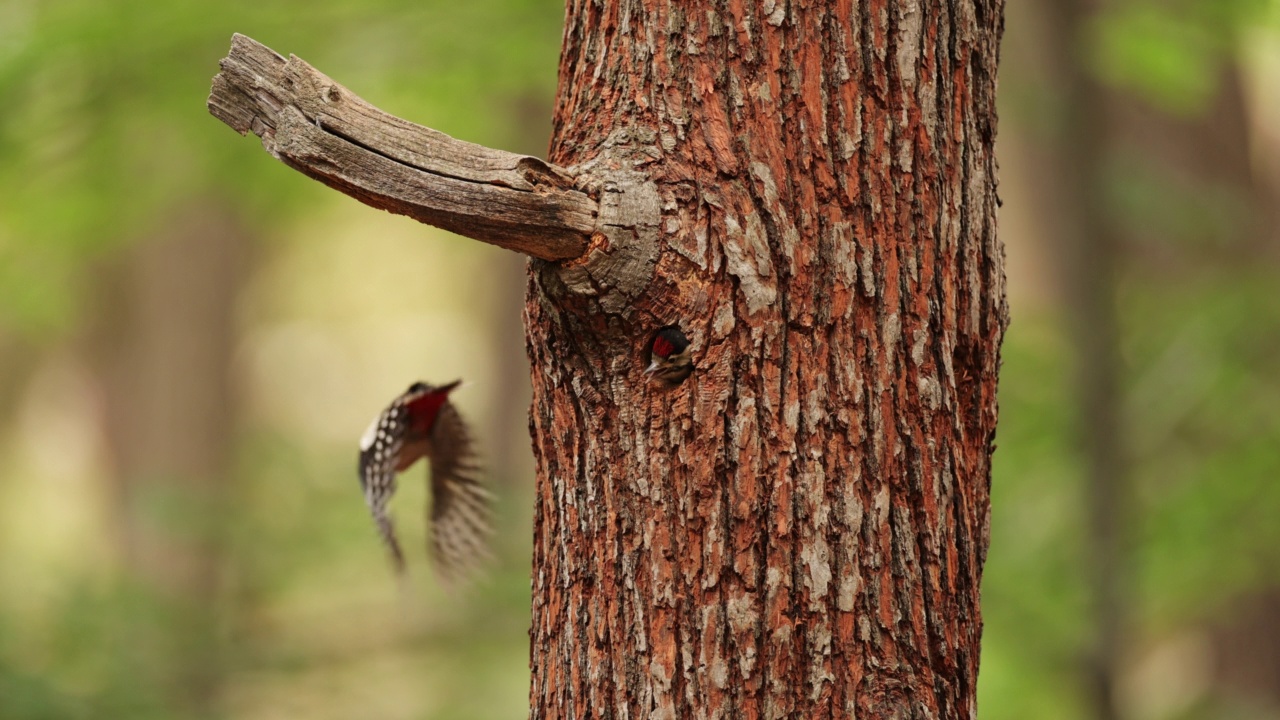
[{"x1": 526, "y1": 0, "x2": 1007, "y2": 718}]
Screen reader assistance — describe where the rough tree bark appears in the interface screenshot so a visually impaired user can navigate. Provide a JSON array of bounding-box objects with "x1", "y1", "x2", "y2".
[{"x1": 209, "y1": 0, "x2": 1006, "y2": 714}]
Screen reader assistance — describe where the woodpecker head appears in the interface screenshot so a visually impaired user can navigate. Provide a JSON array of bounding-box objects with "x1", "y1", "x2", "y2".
[
  {"x1": 645, "y1": 325, "x2": 693, "y2": 387},
  {"x1": 402, "y1": 380, "x2": 460, "y2": 436},
  {"x1": 359, "y1": 380, "x2": 459, "y2": 460}
]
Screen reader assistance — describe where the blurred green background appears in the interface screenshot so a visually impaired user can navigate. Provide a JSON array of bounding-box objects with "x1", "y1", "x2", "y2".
[{"x1": 0, "y1": 0, "x2": 1277, "y2": 718}]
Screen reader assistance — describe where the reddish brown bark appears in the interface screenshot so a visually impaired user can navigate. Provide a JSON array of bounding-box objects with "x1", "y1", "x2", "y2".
[{"x1": 526, "y1": 0, "x2": 1006, "y2": 718}]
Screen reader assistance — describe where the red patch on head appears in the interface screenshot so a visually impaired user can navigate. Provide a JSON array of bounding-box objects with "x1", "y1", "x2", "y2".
[
  {"x1": 652, "y1": 335, "x2": 675, "y2": 358},
  {"x1": 405, "y1": 382, "x2": 458, "y2": 433}
]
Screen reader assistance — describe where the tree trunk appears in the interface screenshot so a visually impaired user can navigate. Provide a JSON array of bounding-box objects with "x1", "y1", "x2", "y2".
[{"x1": 525, "y1": 0, "x2": 1006, "y2": 717}]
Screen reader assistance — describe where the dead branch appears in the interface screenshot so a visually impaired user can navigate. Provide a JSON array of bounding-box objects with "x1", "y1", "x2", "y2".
[{"x1": 207, "y1": 34, "x2": 596, "y2": 261}]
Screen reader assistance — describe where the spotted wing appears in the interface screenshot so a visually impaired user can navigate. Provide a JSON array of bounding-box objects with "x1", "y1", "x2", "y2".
[
  {"x1": 425, "y1": 401, "x2": 493, "y2": 584},
  {"x1": 358, "y1": 403, "x2": 409, "y2": 574}
]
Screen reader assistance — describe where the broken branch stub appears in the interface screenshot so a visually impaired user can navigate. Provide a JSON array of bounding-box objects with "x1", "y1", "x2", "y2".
[{"x1": 207, "y1": 33, "x2": 596, "y2": 261}]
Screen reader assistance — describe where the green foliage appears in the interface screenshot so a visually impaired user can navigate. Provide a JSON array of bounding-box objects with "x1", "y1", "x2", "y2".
[
  {"x1": 1125, "y1": 274, "x2": 1280, "y2": 625},
  {"x1": 0, "y1": 0, "x2": 562, "y2": 338},
  {"x1": 1088, "y1": 0, "x2": 1274, "y2": 115},
  {"x1": 980, "y1": 274, "x2": 1280, "y2": 719}
]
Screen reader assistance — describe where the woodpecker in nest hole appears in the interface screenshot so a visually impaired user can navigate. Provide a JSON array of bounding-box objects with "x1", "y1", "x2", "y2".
[
  {"x1": 358, "y1": 380, "x2": 492, "y2": 583},
  {"x1": 645, "y1": 326, "x2": 693, "y2": 387}
]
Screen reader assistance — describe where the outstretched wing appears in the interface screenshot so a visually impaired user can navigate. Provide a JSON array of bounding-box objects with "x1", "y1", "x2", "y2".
[
  {"x1": 426, "y1": 401, "x2": 493, "y2": 584},
  {"x1": 358, "y1": 404, "x2": 409, "y2": 574}
]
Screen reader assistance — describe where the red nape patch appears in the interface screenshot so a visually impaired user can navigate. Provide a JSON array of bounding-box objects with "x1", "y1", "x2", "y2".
[
  {"x1": 405, "y1": 384, "x2": 457, "y2": 433},
  {"x1": 652, "y1": 336, "x2": 675, "y2": 358}
]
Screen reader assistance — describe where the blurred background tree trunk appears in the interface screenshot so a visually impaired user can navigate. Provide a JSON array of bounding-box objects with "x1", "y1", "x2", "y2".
[
  {"x1": 1038, "y1": 1, "x2": 1277, "y2": 718},
  {"x1": 88, "y1": 199, "x2": 250, "y2": 716},
  {"x1": 1041, "y1": 1, "x2": 1128, "y2": 717},
  {"x1": 525, "y1": 0, "x2": 1006, "y2": 715}
]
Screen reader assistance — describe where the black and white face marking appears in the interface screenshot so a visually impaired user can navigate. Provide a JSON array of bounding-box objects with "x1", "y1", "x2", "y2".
[{"x1": 645, "y1": 325, "x2": 694, "y2": 387}]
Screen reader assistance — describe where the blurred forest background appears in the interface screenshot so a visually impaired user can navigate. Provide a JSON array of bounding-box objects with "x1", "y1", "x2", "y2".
[{"x1": 0, "y1": 0, "x2": 1277, "y2": 718}]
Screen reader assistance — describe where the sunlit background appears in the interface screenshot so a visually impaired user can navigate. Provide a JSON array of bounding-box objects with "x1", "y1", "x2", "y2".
[{"x1": 1, "y1": 1, "x2": 1277, "y2": 718}]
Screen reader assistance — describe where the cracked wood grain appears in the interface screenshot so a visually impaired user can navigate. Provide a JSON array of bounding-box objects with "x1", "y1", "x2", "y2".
[{"x1": 207, "y1": 33, "x2": 597, "y2": 261}]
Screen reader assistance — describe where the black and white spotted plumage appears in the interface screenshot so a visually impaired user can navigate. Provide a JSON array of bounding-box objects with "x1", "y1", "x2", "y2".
[{"x1": 358, "y1": 380, "x2": 493, "y2": 583}]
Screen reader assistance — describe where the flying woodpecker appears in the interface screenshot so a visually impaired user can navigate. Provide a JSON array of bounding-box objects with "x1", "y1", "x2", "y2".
[{"x1": 358, "y1": 380, "x2": 492, "y2": 583}]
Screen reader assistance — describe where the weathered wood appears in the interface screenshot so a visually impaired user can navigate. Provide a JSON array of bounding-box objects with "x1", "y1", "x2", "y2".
[{"x1": 207, "y1": 33, "x2": 597, "y2": 261}]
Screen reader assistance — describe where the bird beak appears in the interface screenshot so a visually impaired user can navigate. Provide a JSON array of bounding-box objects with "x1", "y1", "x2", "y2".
[{"x1": 644, "y1": 361, "x2": 660, "y2": 375}]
